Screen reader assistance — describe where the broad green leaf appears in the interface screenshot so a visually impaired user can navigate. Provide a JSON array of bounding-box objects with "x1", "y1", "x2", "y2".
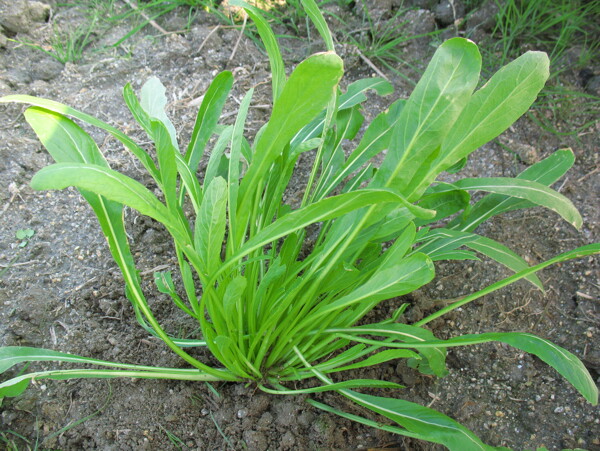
[
  {"x1": 344, "y1": 391, "x2": 492, "y2": 451},
  {"x1": 22, "y1": 108, "x2": 179, "y2": 359},
  {"x1": 231, "y1": 0, "x2": 285, "y2": 101},
  {"x1": 451, "y1": 177, "x2": 582, "y2": 229},
  {"x1": 223, "y1": 275, "x2": 247, "y2": 315},
  {"x1": 414, "y1": 188, "x2": 470, "y2": 227},
  {"x1": 409, "y1": 50, "x2": 550, "y2": 200},
  {"x1": 175, "y1": 152, "x2": 203, "y2": 213},
  {"x1": 195, "y1": 177, "x2": 228, "y2": 275},
  {"x1": 24, "y1": 108, "x2": 107, "y2": 167},
  {"x1": 31, "y1": 162, "x2": 178, "y2": 230},
  {"x1": 374, "y1": 38, "x2": 481, "y2": 193},
  {"x1": 185, "y1": 71, "x2": 233, "y2": 171},
  {"x1": 140, "y1": 77, "x2": 179, "y2": 149},
  {"x1": 1, "y1": 94, "x2": 159, "y2": 180},
  {"x1": 238, "y1": 52, "x2": 344, "y2": 218},
  {"x1": 453, "y1": 149, "x2": 575, "y2": 232}
]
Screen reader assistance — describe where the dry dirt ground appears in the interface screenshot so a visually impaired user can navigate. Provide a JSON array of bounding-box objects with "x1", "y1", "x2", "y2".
[{"x1": 0, "y1": 0, "x2": 599, "y2": 450}]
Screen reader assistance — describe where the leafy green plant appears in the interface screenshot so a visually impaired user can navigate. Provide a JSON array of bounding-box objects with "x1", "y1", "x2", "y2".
[{"x1": 1, "y1": 0, "x2": 598, "y2": 448}]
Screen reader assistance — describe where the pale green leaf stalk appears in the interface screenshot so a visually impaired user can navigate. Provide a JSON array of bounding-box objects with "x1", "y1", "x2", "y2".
[{"x1": 0, "y1": 3, "x2": 597, "y2": 450}]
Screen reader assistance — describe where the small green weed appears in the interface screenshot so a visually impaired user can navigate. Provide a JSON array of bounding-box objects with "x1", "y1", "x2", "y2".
[
  {"x1": 0, "y1": 1, "x2": 597, "y2": 449},
  {"x1": 15, "y1": 229, "x2": 35, "y2": 248}
]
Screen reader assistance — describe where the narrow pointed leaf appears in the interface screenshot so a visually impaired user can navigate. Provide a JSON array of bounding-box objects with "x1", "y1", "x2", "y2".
[
  {"x1": 260, "y1": 379, "x2": 402, "y2": 395},
  {"x1": 344, "y1": 390, "x2": 492, "y2": 451},
  {"x1": 451, "y1": 177, "x2": 582, "y2": 229},
  {"x1": 230, "y1": 0, "x2": 285, "y2": 101},
  {"x1": 185, "y1": 71, "x2": 233, "y2": 171},
  {"x1": 454, "y1": 149, "x2": 575, "y2": 231}
]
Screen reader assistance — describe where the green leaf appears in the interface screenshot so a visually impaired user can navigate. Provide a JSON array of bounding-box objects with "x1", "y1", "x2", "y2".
[
  {"x1": 414, "y1": 188, "x2": 470, "y2": 227},
  {"x1": 0, "y1": 367, "x2": 224, "y2": 398},
  {"x1": 301, "y1": 0, "x2": 334, "y2": 51},
  {"x1": 419, "y1": 228, "x2": 543, "y2": 289},
  {"x1": 333, "y1": 323, "x2": 447, "y2": 377},
  {"x1": 151, "y1": 119, "x2": 178, "y2": 208},
  {"x1": 260, "y1": 379, "x2": 402, "y2": 395},
  {"x1": 238, "y1": 52, "x2": 344, "y2": 221},
  {"x1": 333, "y1": 349, "x2": 420, "y2": 372},
  {"x1": 343, "y1": 331, "x2": 598, "y2": 406},
  {"x1": 374, "y1": 38, "x2": 481, "y2": 194},
  {"x1": 409, "y1": 50, "x2": 550, "y2": 200},
  {"x1": 31, "y1": 163, "x2": 179, "y2": 234},
  {"x1": 453, "y1": 149, "x2": 575, "y2": 232},
  {"x1": 0, "y1": 346, "x2": 198, "y2": 374},
  {"x1": 343, "y1": 391, "x2": 492, "y2": 451},
  {"x1": 195, "y1": 177, "x2": 228, "y2": 275},
  {"x1": 204, "y1": 126, "x2": 234, "y2": 191},
  {"x1": 123, "y1": 82, "x2": 153, "y2": 137},
  {"x1": 317, "y1": 253, "x2": 435, "y2": 319},
  {"x1": 451, "y1": 177, "x2": 583, "y2": 229},
  {"x1": 140, "y1": 77, "x2": 179, "y2": 149},
  {"x1": 290, "y1": 77, "x2": 393, "y2": 149},
  {"x1": 223, "y1": 275, "x2": 247, "y2": 328},
  {"x1": 318, "y1": 99, "x2": 404, "y2": 199},
  {"x1": 15, "y1": 229, "x2": 35, "y2": 240},
  {"x1": 24, "y1": 107, "x2": 107, "y2": 167},
  {"x1": 230, "y1": 0, "x2": 285, "y2": 101},
  {"x1": 2, "y1": 95, "x2": 159, "y2": 180},
  {"x1": 228, "y1": 88, "x2": 254, "y2": 251},
  {"x1": 185, "y1": 71, "x2": 233, "y2": 172}
]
